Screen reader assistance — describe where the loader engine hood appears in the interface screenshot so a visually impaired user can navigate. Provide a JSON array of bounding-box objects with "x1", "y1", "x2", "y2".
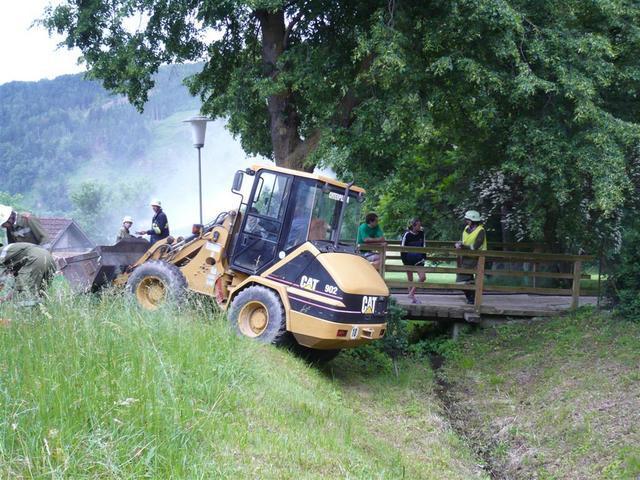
[
  {"x1": 315, "y1": 252, "x2": 388, "y2": 296},
  {"x1": 265, "y1": 249, "x2": 389, "y2": 324}
]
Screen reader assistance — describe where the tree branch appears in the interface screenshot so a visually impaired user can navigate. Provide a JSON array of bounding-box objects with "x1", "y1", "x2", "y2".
[{"x1": 284, "y1": 11, "x2": 304, "y2": 49}]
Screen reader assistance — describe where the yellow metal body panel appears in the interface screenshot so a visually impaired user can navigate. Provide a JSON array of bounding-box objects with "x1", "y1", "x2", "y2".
[
  {"x1": 316, "y1": 252, "x2": 389, "y2": 296},
  {"x1": 290, "y1": 310, "x2": 386, "y2": 349}
]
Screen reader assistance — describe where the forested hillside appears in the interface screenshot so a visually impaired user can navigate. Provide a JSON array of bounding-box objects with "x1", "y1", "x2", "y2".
[{"x1": 0, "y1": 64, "x2": 249, "y2": 241}]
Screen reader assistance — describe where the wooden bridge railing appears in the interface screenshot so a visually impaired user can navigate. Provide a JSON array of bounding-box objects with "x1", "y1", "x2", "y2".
[
  {"x1": 384, "y1": 239, "x2": 553, "y2": 252},
  {"x1": 361, "y1": 243, "x2": 594, "y2": 312}
]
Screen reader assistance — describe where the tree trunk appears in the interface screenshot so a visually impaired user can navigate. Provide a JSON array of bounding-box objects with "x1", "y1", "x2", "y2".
[{"x1": 257, "y1": 10, "x2": 312, "y2": 171}]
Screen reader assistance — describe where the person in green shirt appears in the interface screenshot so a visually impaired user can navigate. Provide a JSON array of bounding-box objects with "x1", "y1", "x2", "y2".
[
  {"x1": 357, "y1": 212, "x2": 386, "y2": 269},
  {"x1": 0, "y1": 242, "x2": 56, "y2": 299}
]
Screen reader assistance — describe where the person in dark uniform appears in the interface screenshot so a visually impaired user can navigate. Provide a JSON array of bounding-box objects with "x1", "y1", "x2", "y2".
[
  {"x1": 137, "y1": 199, "x2": 169, "y2": 245},
  {"x1": 401, "y1": 218, "x2": 426, "y2": 304},
  {"x1": 0, "y1": 205, "x2": 49, "y2": 246}
]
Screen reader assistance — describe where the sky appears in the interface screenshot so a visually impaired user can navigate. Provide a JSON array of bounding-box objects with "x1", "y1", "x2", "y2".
[{"x1": 0, "y1": 0, "x2": 84, "y2": 85}]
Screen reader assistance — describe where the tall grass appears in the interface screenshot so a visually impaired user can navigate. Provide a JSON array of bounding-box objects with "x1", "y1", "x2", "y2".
[{"x1": 0, "y1": 291, "x2": 412, "y2": 478}]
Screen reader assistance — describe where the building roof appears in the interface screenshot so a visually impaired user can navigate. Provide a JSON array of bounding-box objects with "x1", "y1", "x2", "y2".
[
  {"x1": 38, "y1": 217, "x2": 95, "y2": 251},
  {"x1": 39, "y1": 218, "x2": 73, "y2": 244}
]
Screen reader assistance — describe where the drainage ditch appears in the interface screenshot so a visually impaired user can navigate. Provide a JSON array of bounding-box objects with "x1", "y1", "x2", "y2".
[{"x1": 428, "y1": 353, "x2": 505, "y2": 480}]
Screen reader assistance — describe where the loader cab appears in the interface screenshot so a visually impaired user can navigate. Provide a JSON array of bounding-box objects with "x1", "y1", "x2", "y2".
[{"x1": 230, "y1": 167, "x2": 363, "y2": 275}]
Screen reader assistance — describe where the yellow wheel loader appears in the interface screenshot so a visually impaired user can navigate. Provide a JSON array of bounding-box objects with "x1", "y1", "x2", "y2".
[{"x1": 62, "y1": 165, "x2": 389, "y2": 362}]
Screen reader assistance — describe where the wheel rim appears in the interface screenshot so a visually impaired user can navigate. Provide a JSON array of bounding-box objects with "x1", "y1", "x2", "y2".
[
  {"x1": 237, "y1": 301, "x2": 269, "y2": 337},
  {"x1": 135, "y1": 276, "x2": 167, "y2": 310}
]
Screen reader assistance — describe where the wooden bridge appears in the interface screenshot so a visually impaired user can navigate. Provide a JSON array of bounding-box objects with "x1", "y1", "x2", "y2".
[{"x1": 367, "y1": 241, "x2": 599, "y2": 323}]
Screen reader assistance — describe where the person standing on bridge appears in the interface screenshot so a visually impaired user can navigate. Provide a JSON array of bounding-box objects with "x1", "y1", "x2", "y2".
[
  {"x1": 137, "y1": 200, "x2": 169, "y2": 245},
  {"x1": 0, "y1": 205, "x2": 49, "y2": 246},
  {"x1": 455, "y1": 210, "x2": 487, "y2": 304},
  {"x1": 401, "y1": 218, "x2": 427, "y2": 304}
]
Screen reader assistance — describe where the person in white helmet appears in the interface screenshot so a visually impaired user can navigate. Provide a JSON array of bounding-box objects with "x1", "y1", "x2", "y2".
[
  {"x1": 137, "y1": 200, "x2": 169, "y2": 245},
  {"x1": 116, "y1": 216, "x2": 134, "y2": 242},
  {"x1": 455, "y1": 210, "x2": 487, "y2": 304},
  {"x1": 0, "y1": 204, "x2": 48, "y2": 246}
]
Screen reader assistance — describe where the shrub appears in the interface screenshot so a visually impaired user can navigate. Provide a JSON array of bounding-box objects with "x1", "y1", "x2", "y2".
[{"x1": 608, "y1": 218, "x2": 640, "y2": 321}]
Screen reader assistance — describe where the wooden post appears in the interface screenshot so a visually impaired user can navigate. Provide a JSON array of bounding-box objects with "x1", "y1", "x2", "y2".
[
  {"x1": 474, "y1": 253, "x2": 486, "y2": 312},
  {"x1": 379, "y1": 243, "x2": 387, "y2": 278},
  {"x1": 571, "y1": 260, "x2": 582, "y2": 309}
]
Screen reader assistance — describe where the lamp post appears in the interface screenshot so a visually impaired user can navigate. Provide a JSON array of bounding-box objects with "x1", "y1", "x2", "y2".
[{"x1": 184, "y1": 115, "x2": 212, "y2": 225}]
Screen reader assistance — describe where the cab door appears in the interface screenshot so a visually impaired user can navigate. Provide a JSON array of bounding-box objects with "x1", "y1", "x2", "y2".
[{"x1": 231, "y1": 170, "x2": 292, "y2": 274}]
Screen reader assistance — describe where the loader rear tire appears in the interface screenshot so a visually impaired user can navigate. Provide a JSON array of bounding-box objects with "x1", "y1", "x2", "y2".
[
  {"x1": 228, "y1": 286, "x2": 290, "y2": 346},
  {"x1": 126, "y1": 260, "x2": 187, "y2": 310}
]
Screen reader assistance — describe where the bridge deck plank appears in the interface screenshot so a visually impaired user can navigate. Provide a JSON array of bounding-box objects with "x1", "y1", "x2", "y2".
[{"x1": 392, "y1": 293, "x2": 598, "y2": 321}]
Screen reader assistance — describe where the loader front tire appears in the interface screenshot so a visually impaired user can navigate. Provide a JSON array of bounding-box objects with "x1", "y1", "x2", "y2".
[
  {"x1": 126, "y1": 260, "x2": 187, "y2": 310},
  {"x1": 228, "y1": 286, "x2": 289, "y2": 345}
]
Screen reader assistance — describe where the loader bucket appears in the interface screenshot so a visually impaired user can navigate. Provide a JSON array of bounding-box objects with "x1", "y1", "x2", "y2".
[{"x1": 57, "y1": 238, "x2": 150, "y2": 292}]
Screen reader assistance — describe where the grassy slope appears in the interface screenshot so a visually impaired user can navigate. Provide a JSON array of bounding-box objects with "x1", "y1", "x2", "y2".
[
  {"x1": 0, "y1": 292, "x2": 481, "y2": 479},
  {"x1": 442, "y1": 310, "x2": 640, "y2": 479}
]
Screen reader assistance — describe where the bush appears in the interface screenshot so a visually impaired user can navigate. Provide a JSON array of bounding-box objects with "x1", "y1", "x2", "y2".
[
  {"x1": 608, "y1": 218, "x2": 640, "y2": 321},
  {"x1": 341, "y1": 298, "x2": 409, "y2": 374}
]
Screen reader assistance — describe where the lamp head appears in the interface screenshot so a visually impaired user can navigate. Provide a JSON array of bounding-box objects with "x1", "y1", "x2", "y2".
[{"x1": 184, "y1": 115, "x2": 212, "y2": 148}]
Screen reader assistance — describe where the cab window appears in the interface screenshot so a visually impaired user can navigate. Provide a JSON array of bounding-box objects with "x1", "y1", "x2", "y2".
[{"x1": 232, "y1": 171, "x2": 291, "y2": 273}]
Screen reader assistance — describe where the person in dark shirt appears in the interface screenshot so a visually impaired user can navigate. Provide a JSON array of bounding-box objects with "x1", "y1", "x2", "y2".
[
  {"x1": 137, "y1": 199, "x2": 169, "y2": 245},
  {"x1": 401, "y1": 218, "x2": 426, "y2": 304}
]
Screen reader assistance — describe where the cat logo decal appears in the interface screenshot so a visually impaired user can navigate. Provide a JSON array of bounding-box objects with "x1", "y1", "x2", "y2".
[
  {"x1": 300, "y1": 275, "x2": 319, "y2": 291},
  {"x1": 361, "y1": 296, "x2": 377, "y2": 314}
]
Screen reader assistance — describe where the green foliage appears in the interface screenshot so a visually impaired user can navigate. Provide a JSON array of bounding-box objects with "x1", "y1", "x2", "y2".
[
  {"x1": 608, "y1": 216, "x2": 640, "y2": 321},
  {"x1": 0, "y1": 192, "x2": 25, "y2": 212},
  {"x1": 70, "y1": 181, "x2": 148, "y2": 244},
  {"x1": 380, "y1": 297, "x2": 409, "y2": 360},
  {"x1": 328, "y1": 0, "x2": 640, "y2": 253}
]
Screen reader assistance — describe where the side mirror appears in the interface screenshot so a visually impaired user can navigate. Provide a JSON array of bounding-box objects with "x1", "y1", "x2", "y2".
[{"x1": 232, "y1": 171, "x2": 244, "y2": 193}]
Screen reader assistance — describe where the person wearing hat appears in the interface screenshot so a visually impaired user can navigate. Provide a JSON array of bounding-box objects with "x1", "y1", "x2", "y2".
[
  {"x1": 0, "y1": 204, "x2": 48, "y2": 246},
  {"x1": 137, "y1": 200, "x2": 169, "y2": 245},
  {"x1": 455, "y1": 210, "x2": 487, "y2": 304},
  {"x1": 0, "y1": 242, "x2": 56, "y2": 299},
  {"x1": 116, "y1": 216, "x2": 134, "y2": 242}
]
